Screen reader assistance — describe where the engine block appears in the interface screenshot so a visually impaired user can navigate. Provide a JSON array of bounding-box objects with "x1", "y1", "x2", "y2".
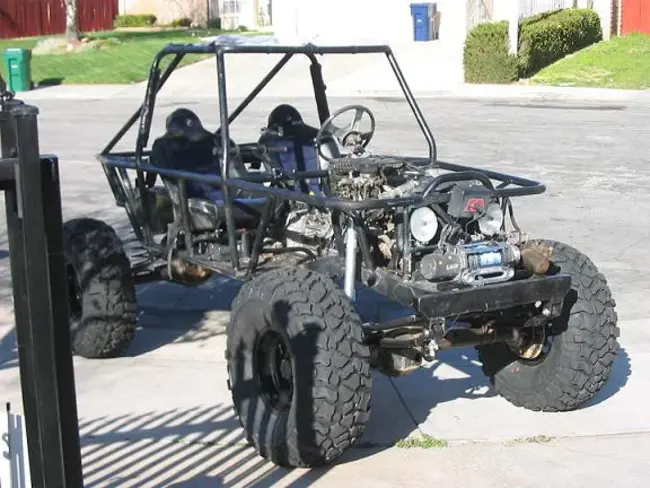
[{"x1": 329, "y1": 156, "x2": 406, "y2": 201}]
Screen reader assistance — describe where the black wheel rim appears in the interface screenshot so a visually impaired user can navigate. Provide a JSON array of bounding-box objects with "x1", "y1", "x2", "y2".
[
  {"x1": 67, "y1": 267, "x2": 82, "y2": 327},
  {"x1": 253, "y1": 329, "x2": 294, "y2": 412}
]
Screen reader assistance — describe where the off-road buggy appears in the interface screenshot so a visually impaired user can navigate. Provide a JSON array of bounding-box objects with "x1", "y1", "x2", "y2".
[{"x1": 62, "y1": 38, "x2": 620, "y2": 468}]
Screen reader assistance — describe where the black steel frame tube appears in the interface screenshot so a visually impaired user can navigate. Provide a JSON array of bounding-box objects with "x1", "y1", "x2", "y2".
[
  {"x1": 216, "y1": 49, "x2": 240, "y2": 270},
  {"x1": 385, "y1": 50, "x2": 437, "y2": 163},
  {"x1": 226, "y1": 53, "x2": 294, "y2": 125},
  {"x1": 143, "y1": 43, "x2": 392, "y2": 56},
  {"x1": 93, "y1": 40, "x2": 546, "y2": 277},
  {"x1": 1, "y1": 102, "x2": 84, "y2": 487},
  {"x1": 97, "y1": 155, "x2": 441, "y2": 210},
  {"x1": 98, "y1": 154, "x2": 546, "y2": 211},
  {"x1": 219, "y1": 44, "x2": 391, "y2": 54},
  {"x1": 100, "y1": 53, "x2": 183, "y2": 245},
  {"x1": 247, "y1": 197, "x2": 276, "y2": 277},
  {"x1": 178, "y1": 180, "x2": 193, "y2": 255},
  {"x1": 355, "y1": 217, "x2": 376, "y2": 271},
  {"x1": 437, "y1": 328, "x2": 519, "y2": 350},
  {"x1": 101, "y1": 53, "x2": 183, "y2": 156},
  {"x1": 307, "y1": 54, "x2": 331, "y2": 124},
  {"x1": 422, "y1": 170, "x2": 495, "y2": 198}
]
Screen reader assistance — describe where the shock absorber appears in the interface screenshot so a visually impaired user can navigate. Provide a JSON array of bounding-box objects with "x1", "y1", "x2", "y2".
[{"x1": 344, "y1": 217, "x2": 358, "y2": 300}]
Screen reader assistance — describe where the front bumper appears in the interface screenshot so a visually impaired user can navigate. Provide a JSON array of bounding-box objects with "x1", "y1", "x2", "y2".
[
  {"x1": 370, "y1": 269, "x2": 572, "y2": 319},
  {"x1": 304, "y1": 257, "x2": 572, "y2": 320}
]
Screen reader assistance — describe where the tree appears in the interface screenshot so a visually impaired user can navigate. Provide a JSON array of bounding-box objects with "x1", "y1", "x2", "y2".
[{"x1": 65, "y1": 0, "x2": 80, "y2": 43}]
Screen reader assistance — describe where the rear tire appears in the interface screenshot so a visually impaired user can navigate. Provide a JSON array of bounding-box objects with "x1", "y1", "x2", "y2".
[
  {"x1": 226, "y1": 267, "x2": 372, "y2": 468},
  {"x1": 478, "y1": 240, "x2": 620, "y2": 412},
  {"x1": 63, "y1": 218, "x2": 137, "y2": 359}
]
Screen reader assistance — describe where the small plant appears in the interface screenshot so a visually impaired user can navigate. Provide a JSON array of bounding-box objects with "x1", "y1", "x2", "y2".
[
  {"x1": 236, "y1": 25, "x2": 249, "y2": 32},
  {"x1": 114, "y1": 14, "x2": 157, "y2": 29},
  {"x1": 506, "y1": 434, "x2": 554, "y2": 445},
  {"x1": 169, "y1": 17, "x2": 192, "y2": 28},
  {"x1": 396, "y1": 434, "x2": 449, "y2": 449},
  {"x1": 89, "y1": 37, "x2": 122, "y2": 50}
]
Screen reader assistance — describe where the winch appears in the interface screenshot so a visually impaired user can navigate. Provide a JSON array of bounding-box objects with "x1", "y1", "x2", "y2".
[{"x1": 418, "y1": 241, "x2": 520, "y2": 286}]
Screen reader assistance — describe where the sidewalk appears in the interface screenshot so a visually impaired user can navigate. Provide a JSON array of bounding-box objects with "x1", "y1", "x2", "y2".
[{"x1": 0, "y1": 278, "x2": 648, "y2": 487}]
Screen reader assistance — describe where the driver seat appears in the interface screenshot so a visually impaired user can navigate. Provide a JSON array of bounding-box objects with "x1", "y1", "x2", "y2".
[
  {"x1": 259, "y1": 104, "x2": 341, "y2": 195},
  {"x1": 149, "y1": 108, "x2": 271, "y2": 231}
]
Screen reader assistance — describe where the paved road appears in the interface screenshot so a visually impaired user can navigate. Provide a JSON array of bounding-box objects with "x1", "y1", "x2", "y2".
[
  {"x1": 1, "y1": 96, "x2": 649, "y2": 487},
  {"x1": 2, "y1": 96, "x2": 649, "y2": 318}
]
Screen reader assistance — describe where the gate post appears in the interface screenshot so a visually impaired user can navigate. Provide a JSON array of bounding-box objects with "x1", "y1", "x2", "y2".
[{"x1": 0, "y1": 83, "x2": 84, "y2": 487}]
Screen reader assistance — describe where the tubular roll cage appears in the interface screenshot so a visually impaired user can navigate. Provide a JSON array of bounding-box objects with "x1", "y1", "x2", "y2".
[{"x1": 96, "y1": 41, "x2": 547, "y2": 278}]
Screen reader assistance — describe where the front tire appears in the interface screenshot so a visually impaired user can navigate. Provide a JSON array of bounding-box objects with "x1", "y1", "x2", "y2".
[
  {"x1": 226, "y1": 267, "x2": 372, "y2": 468},
  {"x1": 63, "y1": 218, "x2": 137, "y2": 359},
  {"x1": 478, "y1": 240, "x2": 620, "y2": 412}
]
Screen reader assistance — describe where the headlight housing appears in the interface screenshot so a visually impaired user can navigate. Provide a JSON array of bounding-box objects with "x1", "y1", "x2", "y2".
[
  {"x1": 410, "y1": 207, "x2": 439, "y2": 243},
  {"x1": 478, "y1": 202, "x2": 504, "y2": 236}
]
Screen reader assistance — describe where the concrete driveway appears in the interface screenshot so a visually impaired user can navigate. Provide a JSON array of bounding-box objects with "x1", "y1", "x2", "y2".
[{"x1": 1, "y1": 96, "x2": 649, "y2": 487}]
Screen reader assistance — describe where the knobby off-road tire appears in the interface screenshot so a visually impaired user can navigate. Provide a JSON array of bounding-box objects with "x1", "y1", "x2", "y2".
[
  {"x1": 226, "y1": 267, "x2": 372, "y2": 468},
  {"x1": 478, "y1": 239, "x2": 620, "y2": 412},
  {"x1": 63, "y1": 218, "x2": 137, "y2": 359}
]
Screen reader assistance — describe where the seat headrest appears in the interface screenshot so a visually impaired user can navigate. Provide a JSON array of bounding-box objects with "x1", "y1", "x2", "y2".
[
  {"x1": 166, "y1": 108, "x2": 212, "y2": 142},
  {"x1": 268, "y1": 104, "x2": 304, "y2": 135}
]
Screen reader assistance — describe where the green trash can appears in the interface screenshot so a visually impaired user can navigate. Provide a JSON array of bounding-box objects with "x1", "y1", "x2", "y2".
[{"x1": 3, "y1": 48, "x2": 32, "y2": 92}]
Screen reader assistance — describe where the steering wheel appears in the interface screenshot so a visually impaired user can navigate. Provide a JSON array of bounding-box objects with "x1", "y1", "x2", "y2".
[{"x1": 315, "y1": 105, "x2": 376, "y2": 163}]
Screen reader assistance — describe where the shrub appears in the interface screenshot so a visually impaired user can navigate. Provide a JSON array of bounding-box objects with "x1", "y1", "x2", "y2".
[
  {"x1": 463, "y1": 8, "x2": 603, "y2": 83},
  {"x1": 113, "y1": 14, "x2": 157, "y2": 28},
  {"x1": 518, "y1": 8, "x2": 603, "y2": 78},
  {"x1": 169, "y1": 17, "x2": 192, "y2": 28},
  {"x1": 463, "y1": 21, "x2": 519, "y2": 84}
]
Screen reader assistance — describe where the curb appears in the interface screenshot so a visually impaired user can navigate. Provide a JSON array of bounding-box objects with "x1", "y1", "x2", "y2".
[
  {"x1": 15, "y1": 83, "x2": 650, "y2": 104},
  {"x1": 343, "y1": 84, "x2": 650, "y2": 103}
]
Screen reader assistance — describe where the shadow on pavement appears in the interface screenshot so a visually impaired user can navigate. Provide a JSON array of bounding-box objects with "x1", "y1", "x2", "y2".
[
  {"x1": 390, "y1": 347, "x2": 498, "y2": 420},
  {"x1": 78, "y1": 403, "x2": 379, "y2": 488},
  {"x1": 125, "y1": 275, "x2": 242, "y2": 357},
  {"x1": 583, "y1": 345, "x2": 632, "y2": 408},
  {"x1": 79, "y1": 308, "x2": 365, "y2": 488},
  {"x1": 0, "y1": 327, "x2": 17, "y2": 371}
]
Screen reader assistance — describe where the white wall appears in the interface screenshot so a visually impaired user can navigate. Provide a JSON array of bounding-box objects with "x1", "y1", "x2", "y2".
[
  {"x1": 491, "y1": 0, "x2": 616, "y2": 40},
  {"x1": 592, "y1": 0, "x2": 615, "y2": 39},
  {"x1": 271, "y1": 0, "x2": 468, "y2": 45}
]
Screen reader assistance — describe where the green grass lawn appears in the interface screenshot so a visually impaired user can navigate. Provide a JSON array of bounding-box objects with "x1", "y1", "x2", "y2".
[
  {"x1": 0, "y1": 29, "x2": 256, "y2": 85},
  {"x1": 530, "y1": 33, "x2": 650, "y2": 90}
]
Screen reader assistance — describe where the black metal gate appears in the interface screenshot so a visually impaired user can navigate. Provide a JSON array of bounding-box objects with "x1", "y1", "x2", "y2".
[{"x1": 0, "y1": 79, "x2": 84, "y2": 487}]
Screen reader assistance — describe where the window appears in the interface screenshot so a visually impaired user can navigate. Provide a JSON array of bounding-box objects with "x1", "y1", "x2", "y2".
[{"x1": 221, "y1": 0, "x2": 242, "y2": 15}]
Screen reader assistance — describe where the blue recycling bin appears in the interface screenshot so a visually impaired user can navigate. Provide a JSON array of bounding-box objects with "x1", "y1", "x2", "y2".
[{"x1": 410, "y1": 3, "x2": 437, "y2": 42}]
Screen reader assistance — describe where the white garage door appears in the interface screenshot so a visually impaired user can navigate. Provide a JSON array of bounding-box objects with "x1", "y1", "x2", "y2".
[{"x1": 272, "y1": 0, "x2": 467, "y2": 45}]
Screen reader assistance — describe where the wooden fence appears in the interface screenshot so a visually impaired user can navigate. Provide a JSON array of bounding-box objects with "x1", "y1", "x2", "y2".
[
  {"x1": 0, "y1": 0, "x2": 118, "y2": 39},
  {"x1": 622, "y1": 0, "x2": 650, "y2": 34}
]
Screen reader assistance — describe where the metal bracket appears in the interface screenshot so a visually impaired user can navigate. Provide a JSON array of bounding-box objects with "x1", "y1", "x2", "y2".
[{"x1": 0, "y1": 74, "x2": 15, "y2": 105}]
